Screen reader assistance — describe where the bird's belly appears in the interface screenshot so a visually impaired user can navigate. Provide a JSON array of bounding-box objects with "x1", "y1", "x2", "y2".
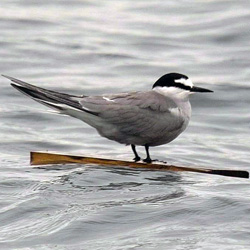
[
  {"x1": 99, "y1": 115, "x2": 188, "y2": 147},
  {"x1": 146, "y1": 126, "x2": 185, "y2": 146},
  {"x1": 96, "y1": 102, "x2": 191, "y2": 146}
]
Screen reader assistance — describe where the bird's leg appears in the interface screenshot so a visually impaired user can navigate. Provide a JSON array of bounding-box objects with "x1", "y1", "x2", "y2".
[
  {"x1": 131, "y1": 144, "x2": 141, "y2": 162},
  {"x1": 143, "y1": 144, "x2": 152, "y2": 163}
]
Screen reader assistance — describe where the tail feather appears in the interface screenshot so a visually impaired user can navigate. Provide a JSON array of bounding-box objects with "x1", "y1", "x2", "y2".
[
  {"x1": 11, "y1": 83, "x2": 66, "y2": 111},
  {"x1": 3, "y1": 75, "x2": 98, "y2": 116}
]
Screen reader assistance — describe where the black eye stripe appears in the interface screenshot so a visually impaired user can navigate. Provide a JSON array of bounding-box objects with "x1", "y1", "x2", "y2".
[
  {"x1": 172, "y1": 82, "x2": 191, "y2": 91},
  {"x1": 153, "y1": 82, "x2": 191, "y2": 91}
]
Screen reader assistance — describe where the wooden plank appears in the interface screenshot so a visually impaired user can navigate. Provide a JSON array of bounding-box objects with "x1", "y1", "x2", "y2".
[{"x1": 30, "y1": 152, "x2": 249, "y2": 179}]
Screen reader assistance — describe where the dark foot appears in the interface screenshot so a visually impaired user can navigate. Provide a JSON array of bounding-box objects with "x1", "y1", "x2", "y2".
[
  {"x1": 143, "y1": 157, "x2": 152, "y2": 164},
  {"x1": 133, "y1": 156, "x2": 141, "y2": 162},
  {"x1": 131, "y1": 144, "x2": 141, "y2": 162},
  {"x1": 143, "y1": 144, "x2": 153, "y2": 164}
]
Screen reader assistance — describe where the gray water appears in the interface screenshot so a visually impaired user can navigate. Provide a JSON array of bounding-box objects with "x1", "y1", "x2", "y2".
[{"x1": 1, "y1": 1, "x2": 250, "y2": 249}]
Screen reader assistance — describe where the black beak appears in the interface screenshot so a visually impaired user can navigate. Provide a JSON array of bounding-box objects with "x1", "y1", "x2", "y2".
[{"x1": 191, "y1": 86, "x2": 213, "y2": 93}]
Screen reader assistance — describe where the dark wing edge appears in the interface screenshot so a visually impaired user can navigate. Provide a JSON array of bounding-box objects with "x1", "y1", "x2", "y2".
[{"x1": 3, "y1": 75, "x2": 98, "y2": 116}]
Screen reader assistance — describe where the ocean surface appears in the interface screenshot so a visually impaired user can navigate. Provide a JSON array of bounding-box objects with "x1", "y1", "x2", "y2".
[{"x1": 0, "y1": 1, "x2": 250, "y2": 249}]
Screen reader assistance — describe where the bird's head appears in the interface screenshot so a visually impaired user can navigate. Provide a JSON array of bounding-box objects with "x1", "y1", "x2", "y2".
[{"x1": 152, "y1": 73, "x2": 213, "y2": 100}]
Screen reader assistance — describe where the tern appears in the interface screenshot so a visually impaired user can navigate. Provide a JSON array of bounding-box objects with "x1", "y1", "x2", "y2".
[{"x1": 3, "y1": 73, "x2": 213, "y2": 163}]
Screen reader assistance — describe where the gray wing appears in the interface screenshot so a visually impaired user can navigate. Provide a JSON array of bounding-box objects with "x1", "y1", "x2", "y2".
[
  {"x1": 80, "y1": 91, "x2": 184, "y2": 136},
  {"x1": 4, "y1": 75, "x2": 184, "y2": 139},
  {"x1": 2, "y1": 75, "x2": 97, "y2": 115}
]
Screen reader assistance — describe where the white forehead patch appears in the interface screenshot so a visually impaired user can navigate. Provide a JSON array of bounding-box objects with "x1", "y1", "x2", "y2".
[{"x1": 175, "y1": 78, "x2": 193, "y2": 88}]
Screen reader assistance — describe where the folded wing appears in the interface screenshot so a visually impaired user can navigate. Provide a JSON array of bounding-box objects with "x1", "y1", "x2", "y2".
[
  {"x1": 3, "y1": 75, "x2": 97, "y2": 115},
  {"x1": 4, "y1": 76, "x2": 185, "y2": 143},
  {"x1": 80, "y1": 91, "x2": 184, "y2": 138}
]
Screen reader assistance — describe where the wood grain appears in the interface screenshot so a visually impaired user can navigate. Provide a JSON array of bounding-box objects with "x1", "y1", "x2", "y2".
[{"x1": 30, "y1": 152, "x2": 249, "y2": 179}]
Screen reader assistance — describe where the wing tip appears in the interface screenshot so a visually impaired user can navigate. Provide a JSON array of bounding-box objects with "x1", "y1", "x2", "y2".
[{"x1": 2, "y1": 74, "x2": 13, "y2": 80}]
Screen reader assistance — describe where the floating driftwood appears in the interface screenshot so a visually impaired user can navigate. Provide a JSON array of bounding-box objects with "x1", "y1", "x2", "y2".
[{"x1": 30, "y1": 152, "x2": 249, "y2": 179}]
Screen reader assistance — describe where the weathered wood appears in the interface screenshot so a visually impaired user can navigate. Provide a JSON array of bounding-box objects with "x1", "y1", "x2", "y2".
[{"x1": 30, "y1": 152, "x2": 249, "y2": 179}]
